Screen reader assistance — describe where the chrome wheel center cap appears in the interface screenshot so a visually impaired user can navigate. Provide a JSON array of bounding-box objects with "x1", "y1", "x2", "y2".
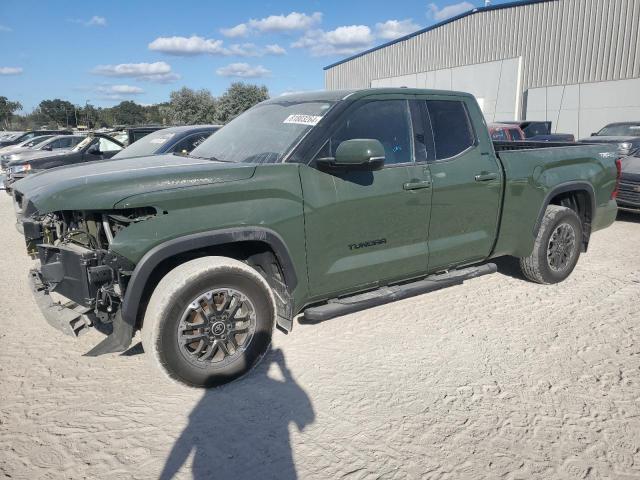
[{"x1": 211, "y1": 321, "x2": 226, "y2": 336}]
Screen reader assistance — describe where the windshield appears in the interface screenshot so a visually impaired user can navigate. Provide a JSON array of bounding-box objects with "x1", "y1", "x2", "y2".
[
  {"x1": 597, "y1": 124, "x2": 640, "y2": 136},
  {"x1": 190, "y1": 100, "x2": 334, "y2": 163},
  {"x1": 112, "y1": 129, "x2": 175, "y2": 159}
]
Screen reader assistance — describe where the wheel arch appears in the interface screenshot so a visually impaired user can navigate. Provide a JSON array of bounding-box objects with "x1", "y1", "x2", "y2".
[
  {"x1": 120, "y1": 227, "x2": 298, "y2": 330},
  {"x1": 533, "y1": 181, "x2": 596, "y2": 250}
]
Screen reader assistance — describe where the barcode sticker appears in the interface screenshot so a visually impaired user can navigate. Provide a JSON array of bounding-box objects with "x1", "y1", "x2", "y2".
[{"x1": 283, "y1": 114, "x2": 322, "y2": 126}]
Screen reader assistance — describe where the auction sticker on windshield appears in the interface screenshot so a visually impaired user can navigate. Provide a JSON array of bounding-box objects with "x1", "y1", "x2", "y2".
[{"x1": 283, "y1": 114, "x2": 322, "y2": 126}]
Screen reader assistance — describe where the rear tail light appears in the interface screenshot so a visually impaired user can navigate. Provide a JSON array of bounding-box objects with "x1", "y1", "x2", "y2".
[{"x1": 611, "y1": 158, "x2": 622, "y2": 199}]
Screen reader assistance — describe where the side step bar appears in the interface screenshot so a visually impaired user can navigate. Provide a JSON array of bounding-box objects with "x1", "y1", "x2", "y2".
[{"x1": 301, "y1": 263, "x2": 497, "y2": 323}]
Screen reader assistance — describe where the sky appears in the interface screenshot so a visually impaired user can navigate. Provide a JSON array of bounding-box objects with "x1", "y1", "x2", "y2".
[{"x1": 0, "y1": 0, "x2": 516, "y2": 112}]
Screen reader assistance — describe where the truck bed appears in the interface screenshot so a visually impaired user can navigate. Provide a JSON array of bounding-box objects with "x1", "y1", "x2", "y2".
[{"x1": 493, "y1": 140, "x2": 581, "y2": 152}]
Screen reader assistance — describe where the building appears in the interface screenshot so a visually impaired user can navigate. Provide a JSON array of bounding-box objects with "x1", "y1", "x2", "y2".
[{"x1": 324, "y1": 0, "x2": 640, "y2": 138}]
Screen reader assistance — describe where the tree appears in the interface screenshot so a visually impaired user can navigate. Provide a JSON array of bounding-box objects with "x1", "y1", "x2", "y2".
[
  {"x1": 166, "y1": 88, "x2": 217, "y2": 125},
  {"x1": 216, "y1": 83, "x2": 269, "y2": 124},
  {"x1": 0, "y1": 96, "x2": 23, "y2": 129},
  {"x1": 110, "y1": 101, "x2": 147, "y2": 125},
  {"x1": 39, "y1": 99, "x2": 77, "y2": 127}
]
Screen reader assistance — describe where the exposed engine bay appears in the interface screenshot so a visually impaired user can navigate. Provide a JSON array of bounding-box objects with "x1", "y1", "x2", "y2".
[{"x1": 24, "y1": 207, "x2": 155, "y2": 333}]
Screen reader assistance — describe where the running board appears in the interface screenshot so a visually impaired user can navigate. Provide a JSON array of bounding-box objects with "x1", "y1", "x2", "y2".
[{"x1": 301, "y1": 263, "x2": 497, "y2": 323}]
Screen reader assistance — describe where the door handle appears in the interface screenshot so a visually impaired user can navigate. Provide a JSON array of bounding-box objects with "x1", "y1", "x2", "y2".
[
  {"x1": 474, "y1": 172, "x2": 498, "y2": 182},
  {"x1": 403, "y1": 180, "x2": 432, "y2": 190}
]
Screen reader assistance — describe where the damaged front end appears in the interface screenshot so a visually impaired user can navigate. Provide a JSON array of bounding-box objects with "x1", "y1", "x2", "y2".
[{"x1": 24, "y1": 205, "x2": 155, "y2": 355}]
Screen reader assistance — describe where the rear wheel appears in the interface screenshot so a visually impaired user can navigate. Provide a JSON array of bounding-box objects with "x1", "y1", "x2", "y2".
[
  {"x1": 519, "y1": 205, "x2": 583, "y2": 284},
  {"x1": 141, "y1": 256, "x2": 276, "y2": 388}
]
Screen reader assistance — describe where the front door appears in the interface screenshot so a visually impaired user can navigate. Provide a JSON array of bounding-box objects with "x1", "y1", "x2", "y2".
[
  {"x1": 300, "y1": 97, "x2": 432, "y2": 299},
  {"x1": 417, "y1": 96, "x2": 503, "y2": 271}
]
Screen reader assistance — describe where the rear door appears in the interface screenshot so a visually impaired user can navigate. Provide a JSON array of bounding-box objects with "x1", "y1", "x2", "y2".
[
  {"x1": 300, "y1": 96, "x2": 432, "y2": 299},
  {"x1": 417, "y1": 95, "x2": 503, "y2": 271}
]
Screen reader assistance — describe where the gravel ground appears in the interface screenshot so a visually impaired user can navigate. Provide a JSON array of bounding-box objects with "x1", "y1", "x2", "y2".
[{"x1": 1, "y1": 192, "x2": 640, "y2": 480}]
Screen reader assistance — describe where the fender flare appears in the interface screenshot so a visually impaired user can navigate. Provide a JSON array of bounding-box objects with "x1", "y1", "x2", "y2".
[
  {"x1": 532, "y1": 181, "x2": 596, "y2": 237},
  {"x1": 120, "y1": 227, "x2": 299, "y2": 328}
]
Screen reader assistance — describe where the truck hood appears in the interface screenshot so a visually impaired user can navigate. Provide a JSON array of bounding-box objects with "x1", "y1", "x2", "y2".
[{"x1": 14, "y1": 154, "x2": 256, "y2": 214}]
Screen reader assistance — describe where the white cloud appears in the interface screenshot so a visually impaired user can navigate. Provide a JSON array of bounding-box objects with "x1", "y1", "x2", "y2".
[
  {"x1": 149, "y1": 35, "x2": 227, "y2": 55},
  {"x1": 86, "y1": 16, "x2": 107, "y2": 26},
  {"x1": 0, "y1": 25, "x2": 12, "y2": 32},
  {"x1": 95, "y1": 84, "x2": 144, "y2": 100},
  {"x1": 149, "y1": 35, "x2": 284, "y2": 57},
  {"x1": 97, "y1": 84, "x2": 144, "y2": 94},
  {"x1": 70, "y1": 15, "x2": 107, "y2": 27},
  {"x1": 220, "y1": 23, "x2": 249, "y2": 38},
  {"x1": 227, "y1": 43, "x2": 261, "y2": 57},
  {"x1": 248, "y1": 11, "x2": 322, "y2": 33},
  {"x1": 91, "y1": 62, "x2": 180, "y2": 83},
  {"x1": 216, "y1": 63, "x2": 271, "y2": 78},
  {"x1": 292, "y1": 25, "x2": 374, "y2": 56},
  {"x1": 428, "y1": 1, "x2": 474, "y2": 21},
  {"x1": 375, "y1": 19, "x2": 420, "y2": 40},
  {"x1": 265, "y1": 44, "x2": 286, "y2": 55},
  {"x1": 0, "y1": 67, "x2": 23, "y2": 75}
]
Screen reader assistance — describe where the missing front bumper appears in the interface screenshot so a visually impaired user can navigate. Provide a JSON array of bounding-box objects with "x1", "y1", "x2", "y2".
[{"x1": 28, "y1": 269, "x2": 93, "y2": 337}]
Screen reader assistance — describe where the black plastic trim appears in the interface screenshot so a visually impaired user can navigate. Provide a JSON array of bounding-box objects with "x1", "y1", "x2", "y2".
[
  {"x1": 532, "y1": 181, "x2": 596, "y2": 237},
  {"x1": 120, "y1": 227, "x2": 298, "y2": 328}
]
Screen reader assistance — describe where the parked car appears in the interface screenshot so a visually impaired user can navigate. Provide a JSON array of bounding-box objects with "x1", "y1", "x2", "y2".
[
  {"x1": 0, "y1": 129, "x2": 72, "y2": 148},
  {"x1": 579, "y1": 122, "x2": 640, "y2": 157},
  {"x1": 1, "y1": 136, "x2": 57, "y2": 187},
  {"x1": 1, "y1": 135, "x2": 85, "y2": 164},
  {"x1": 497, "y1": 120, "x2": 575, "y2": 142},
  {"x1": 4, "y1": 133, "x2": 123, "y2": 191},
  {"x1": 0, "y1": 134, "x2": 56, "y2": 157},
  {"x1": 488, "y1": 123, "x2": 525, "y2": 141},
  {"x1": 614, "y1": 152, "x2": 640, "y2": 213},
  {"x1": 13, "y1": 88, "x2": 619, "y2": 388},
  {"x1": 112, "y1": 125, "x2": 220, "y2": 160},
  {"x1": 126, "y1": 125, "x2": 166, "y2": 145}
]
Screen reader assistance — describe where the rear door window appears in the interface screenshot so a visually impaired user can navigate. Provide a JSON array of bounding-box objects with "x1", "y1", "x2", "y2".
[{"x1": 425, "y1": 100, "x2": 476, "y2": 160}]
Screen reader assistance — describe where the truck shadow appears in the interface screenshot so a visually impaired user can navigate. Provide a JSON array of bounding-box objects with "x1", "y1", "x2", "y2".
[
  {"x1": 159, "y1": 344, "x2": 314, "y2": 480},
  {"x1": 616, "y1": 210, "x2": 640, "y2": 224},
  {"x1": 491, "y1": 256, "x2": 527, "y2": 280}
]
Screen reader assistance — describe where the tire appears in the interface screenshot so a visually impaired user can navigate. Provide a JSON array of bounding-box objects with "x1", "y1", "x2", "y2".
[
  {"x1": 519, "y1": 205, "x2": 583, "y2": 284},
  {"x1": 141, "y1": 256, "x2": 276, "y2": 388}
]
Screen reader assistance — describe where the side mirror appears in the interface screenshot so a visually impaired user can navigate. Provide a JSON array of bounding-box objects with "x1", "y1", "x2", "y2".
[
  {"x1": 316, "y1": 139, "x2": 385, "y2": 171},
  {"x1": 591, "y1": 132, "x2": 597, "y2": 136}
]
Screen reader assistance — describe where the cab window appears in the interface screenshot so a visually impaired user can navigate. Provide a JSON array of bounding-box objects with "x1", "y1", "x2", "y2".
[
  {"x1": 491, "y1": 129, "x2": 508, "y2": 141},
  {"x1": 426, "y1": 100, "x2": 476, "y2": 160},
  {"x1": 98, "y1": 137, "x2": 122, "y2": 152},
  {"x1": 318, "y1": 99, "x2": 414, "y2": 165},
  {"x1": 171, "y1": 133, "x2": 211, "y2": 154}
]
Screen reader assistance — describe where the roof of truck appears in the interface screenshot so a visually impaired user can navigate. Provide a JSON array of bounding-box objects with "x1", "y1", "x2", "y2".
[{"x1": 264, "y1": 88, "x2": 475, "y2": 104}]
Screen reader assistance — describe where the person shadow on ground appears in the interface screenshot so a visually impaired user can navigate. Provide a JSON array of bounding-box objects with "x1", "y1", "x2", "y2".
[{"x1": 159, "y1": 346, "x2": 314, "y2": 480}]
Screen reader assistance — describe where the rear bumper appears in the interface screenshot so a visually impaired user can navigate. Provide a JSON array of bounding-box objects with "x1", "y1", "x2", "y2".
[{"x1": 28, "y1": 269, "x2": 92, "y2": 337}]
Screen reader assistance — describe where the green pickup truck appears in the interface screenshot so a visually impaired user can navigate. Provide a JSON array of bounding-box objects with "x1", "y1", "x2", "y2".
[{"x1": 13, "y1": 88, "x2": 621, "y2": 388}]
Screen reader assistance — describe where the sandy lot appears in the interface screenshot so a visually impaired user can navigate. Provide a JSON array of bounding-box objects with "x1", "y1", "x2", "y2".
[{"x1": 1, "y1": 192, "x2": 639, "y2": 480}]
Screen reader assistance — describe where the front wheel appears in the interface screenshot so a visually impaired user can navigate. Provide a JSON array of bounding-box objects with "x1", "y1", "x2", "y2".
[
  {"x1": 141, "y1": 256, "x2": 276, "y2": 388},
  {"x1": 519, "y1": 205, "x2": 583, "y2": 284}
]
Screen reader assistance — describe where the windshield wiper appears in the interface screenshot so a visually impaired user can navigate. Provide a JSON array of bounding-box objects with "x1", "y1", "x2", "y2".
[{"x1": 184, "y1": 152, "x2": 232, "y2": 162}]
